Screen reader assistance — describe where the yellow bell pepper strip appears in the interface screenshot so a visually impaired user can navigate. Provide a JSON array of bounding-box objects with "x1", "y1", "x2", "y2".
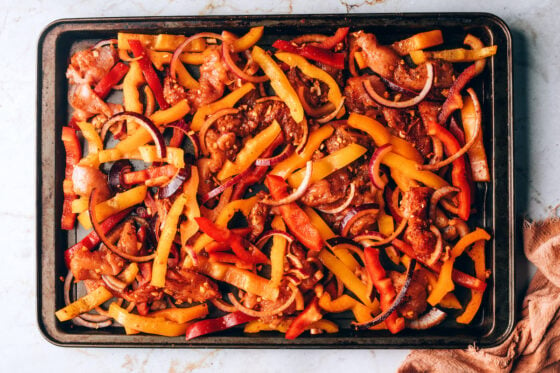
[
  {"x1": 285, "y1": 298, "x2": 323, "y2": 340},
  {"x1": 266, "y1": 175, "x2": 324, "y2": 252},
  {"x1": 318, "y1": 293, "x2": 378, "y2": 324},
  {"x1": 55, "y1": 286, "x2": 113, "y2": 322},
  {"x1": 270, "y1": 124, "x2": 334, "y2": 179},
  {"x1": 98, "y1": 146, "x2": 185, "y2": 169},
  {"x1": 410, "y1": 45, "x2": 498, "y2": 65},
  {"x1": 148, "y1": 303, "x2": 209, "y2": 324},
  {"x1": 217, "y1": 121, "x2": 282, "y2": 181},
  {"x1": 151, "y1": 194, "x2": 187, "y2": 287},
  {"x1": 244, "y1": 318, "x2": 292, "y2": 333},
  {"x1": 195, "y1": 258, "x2": 279, "y2": 300},
  {"x1": 123, "y1": 61, "x2": 144, "y2": 115},
  {"x1": 77, "y1": 121, "x2": 103, "y2": 153},
  {"x1": 180, "y1": 166, "x2": 200, "y2": 247},
  {"x1": 71, "y1": 197, "x2": 89, "y2": 214},
  {"x1": 275, "y1": 52, "x2": 345, "y2": 118},
  {"x1": 390, "y1": 169, "x2": 417, "y2": 192},
  {"x1": 191, "y1": 82, "x2": 255, "y2": 131},
  {"x1": 288, "y1": 143, "x2": 367, "y2": 187},
  {"x1": 428, "y1": 228, "x2": 491, "y2": 306},
  {"x1": 118, "y1": 32, "x2": 205, "y2": 52},
  {"x1": 462, "y1": 91, "x2": 490, "y2": 182},
  {"x1": 252, "y1": 45, "x2": 304, "y2": 123},
  {"x1": 232, "y1": 26, "x2": 264, "y2": 52},
  {"x1": 457, "y1": 240, "x2": 487, "y2": 323},
  {"x1": 391, "y1": 30, "x2": 444, "y2": 56},
  {"x1": 150, "y1": 99, "x2": 191, "y2": 126},
  {"x1": 378, "y1": 213, "x2": 394, "y2": 236},
  {"x1": 147, "y1": 49, "x2": 205, "y2": 68},
  {"x1": 382, "y1": 152, "x2": 448, "y2": 189},
  {"x1": 269, "y1": 215, "x2": 287, "y2": 288},
  {"x1": 78, "y1": 152, "x2": 101, "y2": 169},
  {"x1": 463, "y1": 34, "x2": 487, "y2": 75},
  {"x1": 77, "y1": 185, "x2": 147, "y2": 230},
  {"x1": 423, "y1": 269, "x2": 462, "y2": 309},
  {"x1": 118, "y1": 262, "x2": 139, "y2": 284},
  {"x1": 108, "y1": 303, "x2": 188, "y2": 337},
  {"x1": 347, "y1": 113, "x2": 423, "y2": 163},
  {"x1": 190, "y1": 196, "x2": 258, "y2": 255}
]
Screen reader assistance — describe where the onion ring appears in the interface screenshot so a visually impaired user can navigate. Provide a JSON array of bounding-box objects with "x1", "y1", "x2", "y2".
[
  {"x1": 408, "y1": 307, "x2": 447, "y2": 330},
  {"x1": 316, "y1": 97, "x2": 346, "y2": 124},
  {"x1": 222, "y1": 42, "x2": 268, "y2": 83},
  {"x1": 354, "y1": 218, "x2": 408, "y2": 247},
  {"x1": 317, "y1": 183, "x2": 356, "y2": 214},
  {"x1": 170, "y1": 32, "x2": 223, "y2": 78},
  {"x1": 429, "y1": 186, "x2": 460, "y2": 223},
  {"x1": 227, "y1": 286, "x2": 297, "y2": 317},
  {"x1": 369, "y1": 144, "x2": 393, "y2": 189},
  {"x1": 261, "y1": 161, "x2": 313, "y2": 206}
]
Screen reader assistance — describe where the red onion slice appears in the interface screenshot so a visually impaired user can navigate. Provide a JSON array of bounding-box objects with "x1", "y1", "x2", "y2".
[
  {"x1": 108, "y1": 159, "x2": 133, "y2": 193},
  {"x1": 170, "y1": 32, "x2": 223, "y2": 78},
  {"x1": 167, "y1": 120, "x2": 200, "y2": 158},
  {"x1": 317, "y1": 183, "x2": 356, "y2": 214},
  {"x1": 93, "y1": 39, "x2": 117, "y2": 50},
  {"x1": 158, "y1": 167, "x2": 191, "y2": 199},
  {"x1": 101, "y1": 274, "x2": 127, "y2": 292},
  {"x1": 222, "y1": 42, "x2": 269, "y2": 83},
  {"x1": 363, "y1": 62, "x2": 434, "y2": 109},
  {"x1": 354, "y1": 217, "x2": 408, "y2": 247},
  {"x1": 425, "y1": 225, "x2": 443, "y2": 266},
  {"x1": 353, "y1": 259, "x2": 417, "y2": 330},
  {"x1": 340, "y1": 203, "x2": 380, "y2": 237},
  {"x1": 408, "y1": 307, "x2": 447, "y2": 330},
  {"x1": 369, "y1": 144, "x2": 393, "y2": 189},
  {"x1": 261, "y1": 161, "x2": 313, "y2": 206},
  {"x1": 316, "y1": 97, "x2": 346, "y2": 124},
  {"x1": 428, "y1": 186, "x2": 460, "y2": 223},
  {"x1": 255, "y1": 144, "x2": 294, "y2": 167},
  {"x1": 104, "y1": 112, "x2": 167, "y2": 158}
]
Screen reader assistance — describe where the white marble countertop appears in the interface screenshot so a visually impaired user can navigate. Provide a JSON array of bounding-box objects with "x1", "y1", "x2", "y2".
[{"x1": 2, "y1": 0, "x2": 556, "y2": 371}]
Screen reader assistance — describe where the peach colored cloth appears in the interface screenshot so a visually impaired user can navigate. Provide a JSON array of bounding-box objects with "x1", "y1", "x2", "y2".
[{"x1": 399, "y1": 219, "x2": 560, "y2": 373}]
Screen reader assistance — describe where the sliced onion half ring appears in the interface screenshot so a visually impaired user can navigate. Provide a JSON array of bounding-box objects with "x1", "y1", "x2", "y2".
[
  {"x1": 261, "y1": 161, "x2": 313, "y2": 206},
  {"x1": 89, "y1": 188, "x2": 155, "y2": 262},
  {"x1": 318, "y1": 183, "x2": 356, "y2": 214},
  {"x1": 425, "y1": 225, "x2": 443, "y2": 266},
  {"x1": 317, "y1": 97, "x2": 346, "y2": 124},
  {"x1": 428, "y1": 186, "x2": 460, "y2": 223},
  {"x1": 363, "y1": 62, "x2": 434, "y2": 109},
  {"x1": 222, "y1": 42, "x2": 269, "y2": 83},
  {"x1": 369, "y1": 144, "x2": 393, "y2": 189},
  {"x1": 256, "y1": 230, "x2": 295, "y2": 248},
  {"x1": 158, "y1": 167, "x2": 191, "y2": 199},
  {"x1": 255, "y1": 143, "x2": 294, "y2": 167},
  {"x1": 103, "y1": 112, "x2": 166, "y2": 158},
  {"x1": 340, "y1": 203, "x2": 380, "y2": 237},
  {"x1": 167, "y1": 120, "x2": 200, "y2": 158},
  {"x1": 170, "y1": 32, "x2": 224, "y2": 78},
  {"x1": 93, "y1": 39, "x2": 117, "y2": 49},
  {"x1": 227, "y1": 285, "x2": 297, "y2": 317},
  {"x1": 108, "y1": 159, "x2": 133, "y2": 193},
  {"x1": 295, "y1": 118, "x2": 309, "y2": 155},
  {"x1": 354, "y1": 217, "x2": 408, "y2": 247},
  {"x1": 353, "y1": 259, "x2": 417, "y2": 330},
  {"x1": 199, "y1": 108, "x2": 240, "y2": 156},
  {"x1": 408, "y1": 307, "x2": 447, "y2": 330}
]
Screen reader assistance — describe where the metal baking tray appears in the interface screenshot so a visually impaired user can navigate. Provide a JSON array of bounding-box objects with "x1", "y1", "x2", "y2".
[{"x1": 37, "y1": 13, "x2": 514, "y2": 348}]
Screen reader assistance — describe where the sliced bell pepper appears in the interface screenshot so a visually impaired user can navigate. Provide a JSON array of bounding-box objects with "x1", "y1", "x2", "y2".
[
  {"x1": 93, "y1": 62, "x2": 129, "y2": 99},
  {"x1": 123, "y1": 164, "x2": 177, "y2": 185},
  {"x1": 148, "y1": 303, "x2": 209, "y2": 324},
  {"x1": 269, "y1": 215, "x2": 287, "y2": 288},
  {"x1": 461, "y1": 91, "x2": 490, "y2": 182},
  {"x1": 287, "y1": 143, "x2": 367, "y2": 187},
  {"x1": 275, "y1": 52, "x2": 345, "y2": 118},
  {"x1": 119, "y1": 146, "x2": 185, "y2": 169},
  {"x1": 265, "y1": 175, "x2": 323, "y2": 252},
  {"x1": 252, "y1": 45, "x2": 304, "y2": 123},
  {"x1": 60, "y1": 126, "x2": 82, "y2": 230},
  {"x1": 392, "y1": 30, "x2": 443, "y2": 56},
  {"x1": 150, "y1": 99, "x2": 191, "y2": 125},
  {"x1": 456, "y1": 240, "x2": 487, "y2": 324},
  {"x1": 410, "y1": 45, "x2": 497, "y2": 65},
  {"x1": 146, "y1": 50, "x2": 200, "y2": 89},
  {"x1": 316, "y1": 27, "x2": 350, "y2": 50},
  {"x1": 55, "y1": 286, "x2": 113, "y2": 322},
  {"x1": 118, "y1": 262, "x2": 139, "y2": 284},
  {"x1": 423, "y1": 269, "x2": 462, "y2": 309},
  {"x1": 151, "y1": 194, "x2": 187, "y2": 287},
  {"x1": 191, "y1": 82, "x2": 255, "y2": 131},
  {"x1": 463, "y1": 34, "x2": 488, "y2": 76},
  {"x1": 232, "y1": 26, "x2": 264, "y2": 52},
  {"x1": 427, "y1": 121, "x2": 471, "y2": 220},
  {"x1": 285, "y1": 298, "x2": 323, "y2": 340},
  {"x1": 364, "y1": 247, "x2": 405, "y2": 334},
  {"x1": 108, "y1": 303, "x2": 188, "y2": 337},
  {"x1": 318, "y1": 293, "x2": 376, "y2": 325},
  {"x1": 272, "y1": 39, "x2": 345, "y2": 70},
  {"x1": 180, "y1": 165, "x2": 201, "y2": 248},
  {"x1": 76, "y1": 121, "x2": 103, "y2": 154},
  {"x1": 128, "y1": 39, "x2": 169, "y2": 110},
  {"x1": 77, "y1": 185, "x2": 147, "y2": 230},
  {"x1": 271, "y1": 124, "x2": 334, "y2": 179},
  {"x1": 196, "y1": 217, "x2": 268, "y2": 264},
  {"x1": 123, "y1": 61, "x2": 144, "y2": 115},
  {"x1": 185, "y1": 311, "x2": 255, "y2": 340},
  {"x1": 154, "y1": 34, "x2": 206, "y2": 52},
  {"x1": 382, "y1": 152, "x2": 448, "y2": 189},
  {"x1": 217, "y1": 120, "x2": 282, "y2": 181}
]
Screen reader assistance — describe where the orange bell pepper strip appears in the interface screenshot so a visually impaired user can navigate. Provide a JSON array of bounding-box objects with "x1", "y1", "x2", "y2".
[
  {"x1": 265, "y1": 175, "x2": 324, "y2": 252},
  {"x1": 60, "y1": 127, "x2": 82, "y2": 230},
  {"x1": 463, "y1": 34, "x2": 488, "y2": 75},
  {"x1": 269, "y1": 215, "x2": 287, "y2": 288},
  {"x1": 270, "y1": 124, "x2": 334, "y2": 179},
  {"x1": 364, "y1": 247, "x2": 405, "y2": 334},
  {"x1": 410, "y1": 45, "x2": 497, "y2": 65},
  {"x1": 424, "y1": 270, "x2": 462, "y2": 309},
  {"x1": 318, "y1": 293, "x2": 376, "y2": 324},
  {"x1": 148, "y1": 304, "x2": 209, "y2": 324},
  {"x1": 427, "y1": 228, "x2": 491, "y2": 306},
  {"x1": 392, "y1": 30, "x2": 444, "y2": 56},
  {"x1": 151, "y1": 194, "x2": 187, "y2": 287},
  {"x1": 462, "y1": 90, "x2": 490, "y2": 182},
  {"x1": 285, "y1": 298, "x2": 323, "y2": 340},
  {"x1": 55, "y1": 286, "x2": 113, "y2": 322},
  {"x1": 77, "y1": 121, "x2": 103, "y2": 154},
  {"x1": 275, "y1": 52, "x2": 345, "y2": 118},
  {"x1": 77, "y1": 185, "x2": 147, "y2": 230},
  {"x1": 217, "y1": 120, "x2": 282, "y2": 181},
  {"x1": 191, "y1": 82, "x2": 255, "y2": 131},
  {"x1": 108, "y1": 303, "x2": 188, "y2": 337},
  {"x1": 180, "y1": 166, "x2": 201, "y2": 248},
  {"x1": 287, "y1": 143, "x2": 367, "y2": 187},
  {"x1": 232, "y1": 26, "x2": 264, "y2": 52},
  {"x1": 382, "y1": 152, "x2": 448, "y2": 189},
  {"x1": 456, "y1": 240, "x2": 488, "y2": 323},
  {"x1": 427, "y1": 121, "x2": 472, "y2": 220},
  {"x1": 347, "y1": 113, "x2": 423, "y2": 163},
  {"x1": 252, "y1": 45, "x2": 304, "y2": 123},
  {"x1": 118, "y1": 32, "x2": 205, "y2": 52}
]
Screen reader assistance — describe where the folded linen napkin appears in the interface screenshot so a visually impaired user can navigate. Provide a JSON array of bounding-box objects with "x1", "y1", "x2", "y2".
[{"x1": 399, "y1": 219, "x2": 560, "y2": 373}]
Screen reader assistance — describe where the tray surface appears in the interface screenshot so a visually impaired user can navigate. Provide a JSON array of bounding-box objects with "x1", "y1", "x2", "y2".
[{"x1": 37, "y1": 13, "x2": 514, "y2": 348}]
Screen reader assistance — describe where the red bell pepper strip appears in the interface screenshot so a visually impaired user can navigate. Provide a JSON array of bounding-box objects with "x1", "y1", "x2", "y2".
[
  {"x1": 364, "y1": 247, "x2": 405, "y2": 334},
  {"x1": 285, "y1": 298, "x2": 323, "y2": 340},
  {"x1": 437, "y1": 64, "x2": 476, "y2": 125},
  {"x1": 428, "y1": 121, "x2": 471, "y2": 221},
  {"x1": 64, "y1": 208, "x2": 133, "y2": 268},
  {"x1": 60, "y1": 127, "x2": 82, "y2": 230},
  {"x1": 128, "y1": 39, "x2": 169, "y2": 109},
  {"x1": 272, "y1": 40, "x2": 345, "y2": 70},
  {"x1": 265, "y1": 175, "x2": 324, "y2": 251},
  {"x1": 123, "y1": 164, "x2": 178, "y2": 185},
  {"x1": 93, "y1": 62, "x2": 130, "y2": 99},
  {"x1": 316, "y1": 27, "x2": 350, "y2": 50},
  {"x1": 195, "y1": 217, "x2": 268, "y2": 264},
  {"x1": 185, "y1": 311, "x2": 255, "y2": 340},
  {"x1": 392, "y1": 239, "x2": 486, "y2": 292}
]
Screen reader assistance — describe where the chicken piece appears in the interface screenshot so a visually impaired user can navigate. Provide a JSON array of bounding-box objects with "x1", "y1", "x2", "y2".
[
  {"x1": 122, "y1": 283, "x2": 163, "y2": 304},
  {"x1": 117, "y1": 220, "x2": 139, "y2": 256},
  {"x1": 71, "y1": 165, "x2": 112, "y2": 201},
  {"x1": 343, "y1": 75, "x2": 384, "y2": 115},
  {"x1": 69, "y1": 245, "x2": 125, "y2": 281},
  {"x1": 66, "y1": 45, "x2": 117, "y2": 85},
  {"x1": 248, "y1": 194, "x2": 271, "y2": 240},
  {"x1": 245, "y1": 100, "x2": 302, "y2": 144},
  {"x1": 300, "y1": 170, "x2": 350, "y2": 207},
  {"x1": 389, "y1": 268, "x2": 428, "y2": 319},
  {"x1": 187, "y1": 47, "x2": 229, "y2": 110},
  {"x1": 355, "y1": 32, "x2": 401, "y2": 80},
  {"x1": 164, "y1": 268, "x2": 219, "y2": 304},
  {"x1": 324, "y1": 125, "x2": 373, "y2": 154},
  {"x1": 69, "y1": 83, "x2": 112, "y2": 118},
  {"x1": 287, "y1": 67, "x2": 329, "y2": 107},
  {"x1": 382, "y1": 108, "x2": 432, "y2": 157},
  {"x1": 163, "y1": 75, "x2": 188, "y2": 106},
  {"x1": 393, "y1": 59, "x2": 455, "y2": 91},
  {"x1": 401, "y1": 187, "x2": 437, "y2": 261}
]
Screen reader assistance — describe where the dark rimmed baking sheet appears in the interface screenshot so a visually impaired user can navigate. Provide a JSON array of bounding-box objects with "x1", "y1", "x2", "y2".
[{"x1": 37, "y1": 13, "x2": 514, "y2": 348}]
